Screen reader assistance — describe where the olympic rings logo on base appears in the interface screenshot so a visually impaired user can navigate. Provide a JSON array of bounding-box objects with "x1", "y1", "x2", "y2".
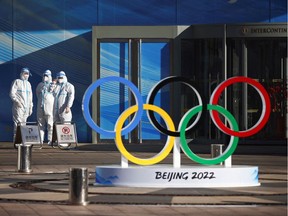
[{"x1": 82, "y1": 76, "x2": 271, "y2": 166}]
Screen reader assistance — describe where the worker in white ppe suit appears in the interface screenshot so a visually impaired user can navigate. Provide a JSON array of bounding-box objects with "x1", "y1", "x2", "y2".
[
  {"x1": 36, "y1": 70, "x2": 55, "y2": 145},
  {"x1": 54, "y1": 71, "x2": 75, "y2": 123},
  {"x1": 10, "y1": 67, "x2": 33, "y2": 142}
]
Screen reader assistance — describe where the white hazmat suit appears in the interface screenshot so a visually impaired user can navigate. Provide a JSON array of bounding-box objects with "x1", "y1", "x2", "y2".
[
  {"x1": 10, "y1": 68, "x2": 33, "y2": 142},
  {"x1": 54, "y1": 71, "x2": 75, "y2": 123},
  {"x1": 36, "y1": 70, "x2": 55, "y2": 144}
]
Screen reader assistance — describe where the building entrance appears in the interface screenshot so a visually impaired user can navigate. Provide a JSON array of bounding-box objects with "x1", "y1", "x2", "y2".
[{"x1": 92, "y1": 25, "x2": 287, "y2": 146}]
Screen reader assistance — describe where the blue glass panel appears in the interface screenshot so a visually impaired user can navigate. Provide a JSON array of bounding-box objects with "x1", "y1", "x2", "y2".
[
  {"x1": 0, "y1": 0, "x2": 12, "y2": 63},
  {"x1": 99, "y1": 42, "x2": 129, "y2": 139},
  {"x1": 0, "y1": 0, "x2": 13, "y2": 141},
  {"x1": 177, "y1": 0, "x2": 272, "y2": 24},
  {"x1": 98, "y1": 0, "x2": 176, "y2": 25},
  {"x1": 270, "y1": 0, "x2": 288, "y2": 22},
  {"x1": 98, "y1": 0, "x2": 287, "y2": 25},
  {"x1": 140, "y1": 42, "x2": 170, "y2": 140}
]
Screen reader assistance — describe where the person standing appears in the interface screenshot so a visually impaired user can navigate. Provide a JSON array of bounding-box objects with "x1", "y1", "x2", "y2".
[
  {"x1": 36, "y1": 70, "x2": 55, "y2": 145},
  {"x1": 54, "y1": 71, "x2": 75, "y2": 123},
  {"x1": 10, "y1": 67, "x2": 33, "y2": 143}
]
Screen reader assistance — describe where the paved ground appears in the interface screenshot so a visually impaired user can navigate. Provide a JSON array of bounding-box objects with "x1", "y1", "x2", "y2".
[{"x1": 0, "y1": 142, "x2": 287, "y2": 216}]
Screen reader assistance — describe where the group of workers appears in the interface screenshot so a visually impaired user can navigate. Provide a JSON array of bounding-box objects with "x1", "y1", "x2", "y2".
[{"x1": 9, "y1": 68, "x2": 75, "y2": 145}]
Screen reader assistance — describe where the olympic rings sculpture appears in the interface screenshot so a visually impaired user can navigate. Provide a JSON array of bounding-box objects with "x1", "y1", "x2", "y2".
[{"x1": 82, "y1": 76, "x2": 271, "y2": 166}]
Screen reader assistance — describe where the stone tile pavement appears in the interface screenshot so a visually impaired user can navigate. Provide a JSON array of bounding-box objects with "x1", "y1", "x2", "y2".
[{"x1": 0, "y1": 142, "x2": 287, "y2": 216}]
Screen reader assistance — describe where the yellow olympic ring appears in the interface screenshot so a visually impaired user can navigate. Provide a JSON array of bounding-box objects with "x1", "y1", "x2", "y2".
[{"x1": 115, "y1": 104, "x2": 175, "y2": 165}]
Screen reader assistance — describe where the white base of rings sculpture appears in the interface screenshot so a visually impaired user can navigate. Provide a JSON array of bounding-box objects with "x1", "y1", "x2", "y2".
[
  {"x1": 82, "y1": 76, "x2": 271, "y2": 188},
  {"x1": 94, "y1": 164, "x2": 259, "y2": 188}
]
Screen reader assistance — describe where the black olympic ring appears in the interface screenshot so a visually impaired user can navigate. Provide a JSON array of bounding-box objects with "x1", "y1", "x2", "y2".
[{"x1": 146, "y1": 76, "x2": 207, "y2": 137}]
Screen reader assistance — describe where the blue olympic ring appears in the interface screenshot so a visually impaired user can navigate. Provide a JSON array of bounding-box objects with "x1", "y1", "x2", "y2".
[{"x1": 82, "y1": 76, "x2": 144, "y2": 137}]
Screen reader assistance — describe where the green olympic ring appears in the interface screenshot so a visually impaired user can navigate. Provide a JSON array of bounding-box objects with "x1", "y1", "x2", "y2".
[{"x1": 180, "y1": 104, "x2": 239, "y2": 165}]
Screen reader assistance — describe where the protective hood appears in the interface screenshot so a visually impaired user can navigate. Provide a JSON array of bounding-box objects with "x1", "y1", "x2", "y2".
[
  {"x1": 57, "y1": 71, "x2": 68, "y2": 83},
  {"x1": 43, "y1": 70, "x2": 52, "y2": 83},
  {"x1": 20, "y1": 68, "x2": 31, "y2": 80}
]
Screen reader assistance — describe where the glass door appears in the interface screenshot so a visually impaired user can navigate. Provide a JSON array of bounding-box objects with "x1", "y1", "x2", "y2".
[
  {"x1": 246, "y1": 39, "x2": 287, "y2": 140},
  {"x1": 98, "y1": 39, "x2": 171, "y2": 143},
  {"x1": 98, "y1": 41, "x2": 129, "y2": 141},
  {"x1": 227, "y1": 38, "x2": 287, "y2": 141},
  {"x1": 139, "y1": 40, "x2": 170, "y2": 143},
  {"x1": 181, "y1": 38, "x2": 224, "y2": 141}
]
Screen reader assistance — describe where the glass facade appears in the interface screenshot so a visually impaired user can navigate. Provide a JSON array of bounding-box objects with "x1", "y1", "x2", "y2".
[
  {"x1": 95, "y1": 25, "x2": 287, "y2": 147},
  {"x1": 0, "y1": 0, "x2": 287, "y2": 143}
]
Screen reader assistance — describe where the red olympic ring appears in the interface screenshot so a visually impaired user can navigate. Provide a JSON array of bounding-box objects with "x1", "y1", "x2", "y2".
[{"x1": 210, "y1": 76, "x2": 271, "y2": 137}]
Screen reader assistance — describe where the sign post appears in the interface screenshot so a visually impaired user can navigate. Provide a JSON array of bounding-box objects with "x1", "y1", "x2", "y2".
[{"x1": 14, "y1": 122, "x2": 42, "y2": 173}]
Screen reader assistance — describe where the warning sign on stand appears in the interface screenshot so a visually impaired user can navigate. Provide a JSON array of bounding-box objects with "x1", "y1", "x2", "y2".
[
  {"x1": 19, "y1": 125, "x2": 41, "y2": 145},
  {"x1": 55, "y1": 124, "x2": 77, "y2": 144}
]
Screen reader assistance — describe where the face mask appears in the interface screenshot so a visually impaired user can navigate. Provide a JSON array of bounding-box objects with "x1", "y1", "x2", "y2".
[
  {"x1": 23, "y1": 74, "x2": 29, "y2": 80},
  {"x1": 58, "y1": 79, "x2": 64, "y2": 84},
  {"x1": 43, "y1": 76, "x2": 49, "y2": 82}
]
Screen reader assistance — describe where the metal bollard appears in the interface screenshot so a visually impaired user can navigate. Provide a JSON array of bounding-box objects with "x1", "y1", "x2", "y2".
[
  {"x1": 69, "y1": 167, "x2": 89, "y2": 205},
  {"x1": 211, "y1": 144, "x2": 224, "y2": 165},
  {"x1": 17, "y1": 145, "x2": 33, "y2": 173}
]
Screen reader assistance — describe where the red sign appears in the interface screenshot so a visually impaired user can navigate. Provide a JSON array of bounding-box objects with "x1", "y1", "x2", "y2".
[{"x1": 62, "y1": 126, "x2": 70, "y2": 134}]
